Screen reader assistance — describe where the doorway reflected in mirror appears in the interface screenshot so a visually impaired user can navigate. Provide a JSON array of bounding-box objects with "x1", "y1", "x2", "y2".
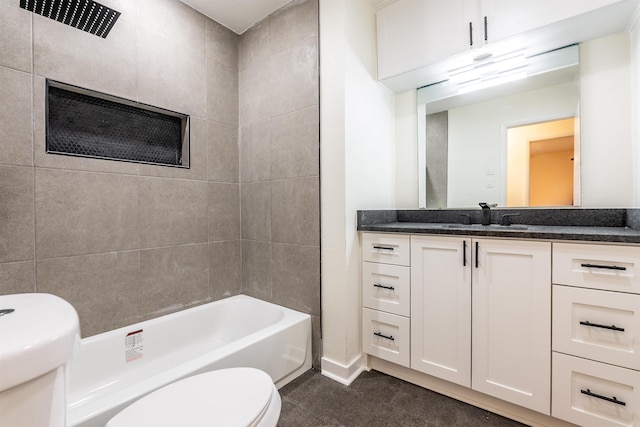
[{"x1": 506, "y1": 117, "x2": 578, "y2": 207}]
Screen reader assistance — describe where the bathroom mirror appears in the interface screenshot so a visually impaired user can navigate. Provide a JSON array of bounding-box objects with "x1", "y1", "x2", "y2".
[
  {"x1": 416, "y1": 7, "x2": 636, "y2": 209},
  {"x1": 418, "y1": 45, "x2": 581, "y2": 209}
]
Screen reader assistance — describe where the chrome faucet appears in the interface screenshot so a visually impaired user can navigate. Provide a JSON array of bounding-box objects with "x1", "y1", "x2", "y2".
[{"x1": 478, "y1": 202, "x2": 495, "y2": 225}]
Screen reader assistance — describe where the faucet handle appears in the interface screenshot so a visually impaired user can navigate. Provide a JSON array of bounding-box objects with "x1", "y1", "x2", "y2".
[{"x1": 500, "y1": 213, "x2": 521, "y2": 226}]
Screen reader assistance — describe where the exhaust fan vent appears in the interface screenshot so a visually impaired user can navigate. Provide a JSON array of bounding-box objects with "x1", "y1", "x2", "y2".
[{"x1": 20, "y1": 0, "x2": 121, "y2": 38}]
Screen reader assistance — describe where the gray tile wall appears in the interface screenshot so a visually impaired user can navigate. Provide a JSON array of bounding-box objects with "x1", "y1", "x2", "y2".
[
  {"x1": 0, "y1": 0, "x2": 241, "y2": 337},
  {"x1": 238, "y1": 0, "x2": 321, "y2": 368},
  {"x1": 0, "y1": 0, "x2": 321, "y2": 369},
  {"x1": 425, "y1": 112, "x2": 449, "y2": 209}
]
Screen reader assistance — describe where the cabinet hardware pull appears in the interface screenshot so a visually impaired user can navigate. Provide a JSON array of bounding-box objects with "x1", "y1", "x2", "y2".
[
  {"x1": 580, "y1": 389, "x2": 626, "y2": 406},
  {"x1": 373, "y1": 284, "x2": 395, "y2": 291},
  {"x1": 475, "y1": 241, "x2": 479, "y2": 268},
  {"x1": 374, "y1": 332, "x2": 395, "y2": 341},
  {"x1": 484, "y1": 16, "x2": 488, "y2": 41},
  {"x1": 469, "y1": 22, "x2": 473, "y2": 46},
  {"x1": 373, "y1": 245, "x2": 394, "y2": 251},
  {"x1": 580, "y1": 321, "x2": 625, "y2": 332},
  {"x1": 581, "y1": 263, "x2": 626, "y2": 271},
  {"x1": 463, "y1": 241, "x2": 467, "y2": 267}
]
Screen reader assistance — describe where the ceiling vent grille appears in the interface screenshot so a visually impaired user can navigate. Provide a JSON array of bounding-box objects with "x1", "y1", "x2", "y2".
[{"x1": 20, "y1": 0, "x2": 121, "y2": 38}]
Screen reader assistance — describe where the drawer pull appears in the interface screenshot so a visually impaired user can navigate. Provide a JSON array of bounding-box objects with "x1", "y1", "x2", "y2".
[
  {"x1": 581, "y1": 263, "x2": 626, "y2": 271},
  {"x1": 580, "y1": 321, "x2": 625, "y2": 332},
  {"x1": 373, "y1": 245, "x2": 395, "y2": 252},
  {"x1": 373, "y1": 284, "x2": 395, "y2": 291},
  {"x1": 580, "y1": 389, "x2": 626, "y2": 406},
  {"x1": 373, "y1": 332, "x2": 395, "y2": 341}
]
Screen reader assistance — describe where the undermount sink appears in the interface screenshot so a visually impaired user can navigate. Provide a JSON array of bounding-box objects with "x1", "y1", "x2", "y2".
[
  {"x1": 444, "y1": 223, "x2": 529, "y2": 231},
  {"x1": 0, "y1": 293, "x2": 80, "y2": 392}
]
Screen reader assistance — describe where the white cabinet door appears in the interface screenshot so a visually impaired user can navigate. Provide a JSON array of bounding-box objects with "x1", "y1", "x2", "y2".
[
  {"x1": 480, "y1": 0, "x2": 620, "y2": 44},
  {"x1": 376, "y1": 0, "x2": 477, "y2": 80},
  {"x1": 472, "y1": 239, "x2": 551, "y2": 414},
  {"x1": 411, "y1": 236, "x2": 472, "y2": 387}
]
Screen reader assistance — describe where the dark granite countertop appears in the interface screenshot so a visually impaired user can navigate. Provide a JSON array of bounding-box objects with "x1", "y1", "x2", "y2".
[{"x1": 357, "y1": 208, "x2": 640, "y2": 244}]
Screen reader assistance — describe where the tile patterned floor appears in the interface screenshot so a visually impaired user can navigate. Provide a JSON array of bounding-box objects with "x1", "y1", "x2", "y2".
[{"x1": 277, "y1": 369, "x2": 529, "y2": 427}]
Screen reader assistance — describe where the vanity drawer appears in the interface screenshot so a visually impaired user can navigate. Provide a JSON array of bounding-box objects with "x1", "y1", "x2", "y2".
[
  {"x1": 361, "y1": 233, "x2": 410, "y2": 266},
  {"x1": 362, "y1": 308, "x2": 410, "y2": 368},
  {"x1": 553, "y1": 285, "x2": 640, "y2": 370},
  {"x1": 553, "y1": 243, "x2": 640, "y2": 294},
  {"x1": 362, "y1": 262, "x2": 410, "y2": 316},
  {"x1": 552, "y1": 352, "x2": 640, "y2": 427}
]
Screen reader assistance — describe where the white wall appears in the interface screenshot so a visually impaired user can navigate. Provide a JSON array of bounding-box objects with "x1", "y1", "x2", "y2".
[
  {"x1": 580, "y1": 32, "x2": 633, "y2": 207},
  {"x1": 320, "y1": 0, "x2": 396, "y2": 384},
  {"x1": 632, "y1": 13, "x2": 640, "y2": 206},
  {"x1": 394, "y1": 90, "x2": 419, "y2": 208}
]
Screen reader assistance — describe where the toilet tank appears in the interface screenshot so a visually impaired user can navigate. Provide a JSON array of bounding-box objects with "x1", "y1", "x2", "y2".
[{"x1": 0, "y1": 293, "x2": 80, "y2": 427}]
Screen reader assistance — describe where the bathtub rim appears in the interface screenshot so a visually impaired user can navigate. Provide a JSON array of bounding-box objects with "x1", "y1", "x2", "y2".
[{"x1": 66, "y1": 295, "x2": 312, "y2": 427}]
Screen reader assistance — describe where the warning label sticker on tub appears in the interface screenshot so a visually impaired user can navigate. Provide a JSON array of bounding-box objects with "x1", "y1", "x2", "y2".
[{"x1": 125, "y1": 329, "x2": 144, "y2": 362}]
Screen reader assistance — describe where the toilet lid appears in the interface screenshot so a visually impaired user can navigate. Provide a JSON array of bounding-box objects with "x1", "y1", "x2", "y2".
[{"x1": 107, "y1": 368, "x2": 275, "y2": 427}]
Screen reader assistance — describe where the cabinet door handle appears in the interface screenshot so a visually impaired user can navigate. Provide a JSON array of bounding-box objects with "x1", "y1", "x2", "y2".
[
  {"x1": 373, "y1": 332, "x2": 395, "y2": 341},
  {"x1": 580, "y1": 321, "x2": 625, "y2": 332},
  {"x1": 469, "y1": 21, "x2": 473, "y2": 46},
  {"x1": 373, "y1": 245, "x2": 395, "y2": 251},
  {"x1": 580, "y1": 389, "x2": 626, "y2": 406},
  {"x1": 463, "y1": 241, "x2": 467, "y2": 267},
  {"x1": 475, "y1": 241, "x2": 479, "y2": 268},
  {"x1": 373, "y1": 283, "x2": 395, "y2": 291},
  {"x1": 484, "y1": 16, "x2": 488, "y2": 41},
  {"x1": 581, "y1": 263, "x2": 626, "y2": 271}
]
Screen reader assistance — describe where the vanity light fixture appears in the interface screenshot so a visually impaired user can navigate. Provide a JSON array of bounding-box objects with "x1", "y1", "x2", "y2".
[
  {"x1": 449, "y1": 49, "x2": 527, "y2": 94},
  {"x1": 422, "y1": 44, "x2": 580, "y2": 102}
]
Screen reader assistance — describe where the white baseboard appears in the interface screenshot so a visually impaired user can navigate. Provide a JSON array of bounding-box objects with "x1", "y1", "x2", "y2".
[{"x1": 320, "y1": 354, "x2": 366, "y2": 385}]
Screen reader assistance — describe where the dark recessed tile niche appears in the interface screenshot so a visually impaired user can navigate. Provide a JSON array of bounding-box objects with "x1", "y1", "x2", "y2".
[{"x1": 46, "y1": 80, "x2": 190, "y2": 168}]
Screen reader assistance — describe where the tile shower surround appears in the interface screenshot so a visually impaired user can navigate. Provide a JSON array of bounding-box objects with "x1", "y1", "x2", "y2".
[
  {"x1": 238, "y1": 0, "x2": 321, "y2": 367},
  {"x1": 0, "y1": 0, "x2": 320, "y2": 366}
]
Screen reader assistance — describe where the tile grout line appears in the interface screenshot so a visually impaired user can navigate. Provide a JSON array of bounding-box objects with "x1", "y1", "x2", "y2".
[{"x1": 30, "y1": 14, "x2": 37, "y2": 292}]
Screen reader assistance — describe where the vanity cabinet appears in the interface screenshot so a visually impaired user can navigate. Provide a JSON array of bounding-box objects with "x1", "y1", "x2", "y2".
[
  {"x1": 551, "y1": 242, "x2": 640, "y2": 427},
  {"x1": 361, "y1": 233, "x2": 411, "y2": 367},
  {"x1": 364, "y1": 232, "x2": 551, "y2": 414},
  {"x1": 376, "y1": 0, "x2": 621, "y2": 81},
  {"x1": 411, "y1": 236, "x2": 551, "y2": 413}
]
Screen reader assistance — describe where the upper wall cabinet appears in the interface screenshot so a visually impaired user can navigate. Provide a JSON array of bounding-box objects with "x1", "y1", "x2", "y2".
[
  {"x1": 376, "y1": 0, "x2": 477, "y2": 81},
  {"x1": 376, "y1": 0, "x2": 634, "y2": 92},
  {"x1": 479, "y1": 0, "x2": 619, "y2": 45}
]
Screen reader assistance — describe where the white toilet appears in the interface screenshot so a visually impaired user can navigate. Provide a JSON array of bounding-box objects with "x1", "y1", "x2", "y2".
[
  {"x1": 106, "y1": 367, "x2": 282, "y2": 427},
  {"x1": 0, "y1": 293, "x2": 80, "y2": 427},
  {"x1": 0, "y1": 293, "x2": 281, "y2": 427}
]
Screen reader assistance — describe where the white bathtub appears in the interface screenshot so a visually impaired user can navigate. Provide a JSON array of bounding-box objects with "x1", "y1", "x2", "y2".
[{"x1": 66, "y1": 295, "x2": 312, "y2": 427}]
